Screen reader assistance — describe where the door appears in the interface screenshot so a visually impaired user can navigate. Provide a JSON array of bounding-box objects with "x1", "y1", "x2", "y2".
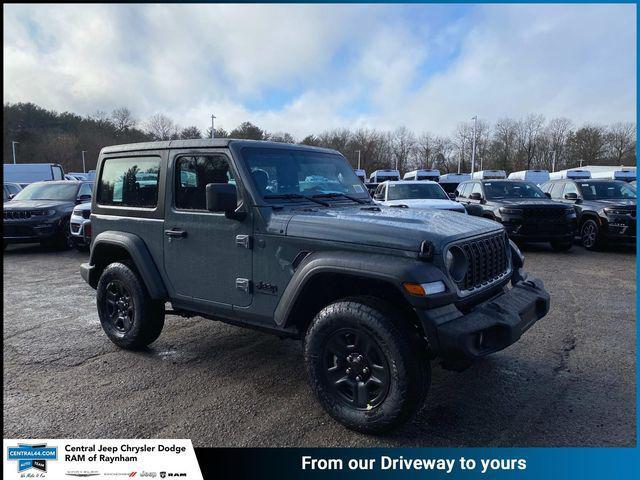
[{"x1": 163, "y1": 152, "x2": 252, "y2": 307}]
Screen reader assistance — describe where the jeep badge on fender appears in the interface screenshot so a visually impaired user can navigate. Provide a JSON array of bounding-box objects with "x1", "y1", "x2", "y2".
[{"x1": 81, "y1": 139, "x2": 550, "y2": 433}]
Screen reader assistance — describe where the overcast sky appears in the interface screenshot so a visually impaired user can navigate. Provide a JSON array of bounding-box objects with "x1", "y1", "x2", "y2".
[{"x1": 3, "y1": 3, "x2": 636, "y2": 137}]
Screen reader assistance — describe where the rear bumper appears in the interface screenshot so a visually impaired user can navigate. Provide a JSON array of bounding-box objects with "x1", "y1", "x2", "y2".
[{"x1": 417, "y1": 274, "x2": 550, "y2": 360}]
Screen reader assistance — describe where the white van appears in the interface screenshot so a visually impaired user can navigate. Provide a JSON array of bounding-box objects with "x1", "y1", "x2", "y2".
[
  {"x1": 438, "y1": 173, "x2": 471, "y2": 194},
  {"x1": 403, "y1": 169, "x2": 440, "y2": 182},
  {"x1": 3, "y1": 163, "x2": 65, "y2": 187},
  {"x1": 471, "y1": 169, "x2": 506, "y2": 180},
  {"x1": 354, "y1": 169, "x2": 367, "y2": 182},
  {"x1": 507, "y1": 169, "x2": 550, "y2": 184},
  {"x1": 369, "y1": 169, "x2": 401, "y2": 183},
  {"x1": 589, "y1": 169, "x2": 636, "y2": 182},
  {"x1": 548, "y1": 169, "x2": 591, "y2": 180}
]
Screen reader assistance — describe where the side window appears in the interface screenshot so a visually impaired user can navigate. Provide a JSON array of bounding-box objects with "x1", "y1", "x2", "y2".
[
  {"x1": 7, "y1": 184, "x2": 20, "y2": 195},
  {"x1": 563, "y1": 182, "x2": 578, "y2": 198},
  {"x1": 549, "y1": 182, "x2": 563, "y2": 199},
  {"x1": 78, "y1": 183, "x2": 92, "y2": 199},
  {"x1": 97, "y1": 157, "x2": 160, "y2": 208},
  {"x1": 457, "y1": 183, "x2": 468, "y2": 198},
  {"x1": 175, "y1": 155, "x2": 235, "y2": 210},
  {"x1": 471, "y1": 182, "x2": 483, "y2": 196},
  {"x1": 52, "y1": 165, "x2": 64, "y2": 180}
]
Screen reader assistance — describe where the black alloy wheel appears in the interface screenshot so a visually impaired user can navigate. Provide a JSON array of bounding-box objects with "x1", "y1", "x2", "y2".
[
  {"x1": 105, "y1": 280, "x2": 135, "y2": 333},
  {"x1": 323, "y1": 328, "x2": 390, "y2": 410},
  {"x1": 581, "y1": 219, "x2": 600, "y2": 250}
]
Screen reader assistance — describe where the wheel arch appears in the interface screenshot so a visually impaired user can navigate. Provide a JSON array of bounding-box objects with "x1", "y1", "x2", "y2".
[{"x1": 88, "y1": 231, "x2": 168, "y2": 299}]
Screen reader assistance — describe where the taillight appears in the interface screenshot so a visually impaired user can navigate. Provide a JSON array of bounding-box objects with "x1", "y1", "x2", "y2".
[{"x1": 84, "y1": 223, "x2": 92, "y2": 238}]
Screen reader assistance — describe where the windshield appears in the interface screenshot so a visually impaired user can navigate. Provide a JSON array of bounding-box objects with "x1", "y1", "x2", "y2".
[
  {"x1": 12, "y1": 182, "x2": 78, "y2": 201},
  {"x1": 484, "y1": 181, "x2": 545, "y2": 199},
  {"x1": 578, "y1": 181, "x2": 636, "y2": 200},
  {"x1": 242, "y1": 148, "x2": 369, "y2": 200},
  {"x1": 387, "y1": 183, "x2": 448, "y2": 201}
]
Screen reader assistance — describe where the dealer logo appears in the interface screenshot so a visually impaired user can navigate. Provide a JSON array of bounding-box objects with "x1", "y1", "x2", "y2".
[{"x1": 7, "y1": 443, "x2": 58, "y2": 473}]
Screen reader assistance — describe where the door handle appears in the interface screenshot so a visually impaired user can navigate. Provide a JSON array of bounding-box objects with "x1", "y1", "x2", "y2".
[{"x1": 164, "y1": 228, "x2": 187, "y2": 238}]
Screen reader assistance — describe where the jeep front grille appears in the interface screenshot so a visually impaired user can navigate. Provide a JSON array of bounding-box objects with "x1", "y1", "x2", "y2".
[
  {"x1": 455, "y1": 232, "x2": 510, "y2": 293},
  {"x1": 3, "y1": 210, "x2": 32, "y2": 220}
]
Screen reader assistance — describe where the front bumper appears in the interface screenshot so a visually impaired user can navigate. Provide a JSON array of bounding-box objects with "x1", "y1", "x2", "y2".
[
  {"x1": 70, "y1": 218, "x2": 91, "y2": 245},
  {"x1": 3, "y1": 218, "x2": 62, "y2": 243},
  {"x1": 602, "y1": 216, "x2": 636, "y2": 242},
  {"x1": 502, "y1": 217, "x2": 577, "y2": 242},
  {"x1": 416, "y1": 274, "x2": 550, "y2": 360}
]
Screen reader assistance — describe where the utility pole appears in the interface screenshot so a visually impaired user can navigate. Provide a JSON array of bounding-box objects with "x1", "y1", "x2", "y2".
[
  {"x1": 211, "y1": 115, "x2": 216, "y2": 139},
  {"x1": 551, "y1": 150, "x2": 556, "y2": 172},
  {"x1": 356, "y1": 150, "x2": 361, "y2": 170},
  {"x1": 11, "y1": 141, "x2": 19, "y2": 164},
  {"x1": 82, "y1": 150, "x2": 87, "y2": 173},
  {"x1": 470, "y1": 116, "x2": 478, "y2": 175}
]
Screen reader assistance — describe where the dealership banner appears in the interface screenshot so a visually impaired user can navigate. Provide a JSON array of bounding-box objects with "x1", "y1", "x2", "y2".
[{"x1": 3, "y1": 439, "x2": 203, "y2": 479}]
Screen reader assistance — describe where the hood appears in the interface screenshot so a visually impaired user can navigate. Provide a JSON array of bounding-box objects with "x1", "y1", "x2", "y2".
[
  {"x1": 582, "y1": 198, "x2": 636, "y2": 208},
  {"x1": 284, "y1": 205, "x2": 502, "y2": 253},
  {"x1": 489, "y1": 198, "x2": 564, "y2": 207},
  {"x1": 4, "y1": 199, "x2": 74, "y2": 210},
  {"x1": 380, "y1": 199, "x2": 465, "y2": 211}
]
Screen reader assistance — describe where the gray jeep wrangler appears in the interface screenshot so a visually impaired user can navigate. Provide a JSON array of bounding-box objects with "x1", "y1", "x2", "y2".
[{"x1": 81, "y1": 139, "x2": 550, "y2": 433}]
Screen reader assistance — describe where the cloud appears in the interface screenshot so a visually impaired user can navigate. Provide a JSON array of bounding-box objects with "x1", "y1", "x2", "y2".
[{"x1": 3, "y1": 4, "x2": 636, "y2": 138}]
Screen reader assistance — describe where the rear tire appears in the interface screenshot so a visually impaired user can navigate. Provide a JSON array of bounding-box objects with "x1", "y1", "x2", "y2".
[
  {"x1": 580, "y1": 219, "x2": 602, "y2": 250},
  {"x1": 304, "y1": 297, "x2": 430, "y2": 434},
  {"x1": 97, "y1": 262, "x2": 165, "y2": 349},
  {"x1": 550, "y1": 240, "x2": 572, "y2": 252}
]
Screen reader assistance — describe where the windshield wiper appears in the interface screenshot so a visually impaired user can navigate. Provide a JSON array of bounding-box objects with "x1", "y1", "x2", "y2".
[
  {"x1": 311, "y1": 192, "x2": 370, "y2": 204},
  {"x1": 263, "y1": 193, "x2": 330, "y2": 207}
]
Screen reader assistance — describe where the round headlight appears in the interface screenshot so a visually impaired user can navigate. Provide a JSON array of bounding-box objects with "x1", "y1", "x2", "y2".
[{"x1": 446, "y1": 246, "x2": 468, "y2": 282}]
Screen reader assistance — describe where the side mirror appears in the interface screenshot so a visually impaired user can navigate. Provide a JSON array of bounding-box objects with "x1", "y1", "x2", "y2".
[
  {"x1": 8, "y1": 193, "x2": 15, "y2": 200},
  {"x1": 77, "y1": 194, "x2": 92, "y2": 204},
  {"x1": 564, "y1": 192, "x2": 578, "y2": 201},
  {"x1": 206, "y1": 183, "x2": 241, "y2": 216},
  {"x1": 448, "y1": 192, "x2": 456, "y2": 200},
  {"x1": 544, "y1": 192, "x2": 551, "y2": 198},
  {"x1": 465, "y1": 204, "x2": 484, "y2": 217},
  {"x1": 469, "y1": 192, "x2": 483, "y2": 201},
  {"x1": 374, "y1": 193, "x2": 384, "y2": 201}
]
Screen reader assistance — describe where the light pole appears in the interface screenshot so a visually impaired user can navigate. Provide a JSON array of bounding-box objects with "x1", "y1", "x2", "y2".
[
  {"x1": 470, "y1": 116, "x2": 478, "y2": 175},
  {"x1": 81, "y1": 150, "x2": 87, "y2": 173},
  {"x1": 551, "y1": 150, "x2": 556, "y2": 173},
  {"x1": 211, "y1": 115, "x2": 216, "y2": 139},
  {"x1": 11, "y1": 141, "x2": 19, "y2": 164},
  {"x1": 356, "y1": 150, "x2": 361, "y2": 170}
]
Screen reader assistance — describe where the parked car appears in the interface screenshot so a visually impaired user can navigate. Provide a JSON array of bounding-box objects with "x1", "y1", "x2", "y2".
[
  {"x1": 368, "y1": 169, "x2": 400, "y2": 183},
  {"x1": 3, "y1": 182, "x2": 22, "y2": 201},
  {"x1": 80, "y1": 139, "x2": 549, "y2": 434},
  {"x1": 507, "y1": 169, "x2": 550, "y2": 185},
  {"x1": 438, "y1": 173, "x2": 470, "y2": 194},
  {"x1": 471, "y1": 169, "x2": 506, "y2": 180},
  {"x1": 3, "y1": 163, "x2": 65, "y2": 186},
  {"x1": 540, "y1": 179, "x2": 636, "y2": 249},
  {"x1": 456, "y1": 179, "x2": 577, "y2": 251},
  {"x1": 70, "y1": 202, "x2": 92, "y2": 251},
  {"x1": 373, "y1": 180, "x2": 466, "y2": 213},
  {"x1": 403, "y1": 169, "x2": 440, "y2": 182},
  {"x1": 3, "y1": 181, "x2": 93, "y2": 250}
]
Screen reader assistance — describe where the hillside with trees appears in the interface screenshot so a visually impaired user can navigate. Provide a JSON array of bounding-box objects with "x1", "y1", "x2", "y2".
[{"x1": 3, "y1": 102, "x2": 636, "y2": 175}]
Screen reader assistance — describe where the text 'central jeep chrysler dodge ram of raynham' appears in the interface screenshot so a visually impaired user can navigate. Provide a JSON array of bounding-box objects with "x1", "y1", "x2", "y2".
[{"x1": 81, "y1": 139, "x2": 550, "y2": 433}]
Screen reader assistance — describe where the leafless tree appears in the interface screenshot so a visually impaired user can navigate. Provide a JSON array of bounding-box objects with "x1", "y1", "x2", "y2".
[
  {"x1": 391, "y1": 126, "x2": 416, "y2": 172},
  {"x1": 606, "y1": 122, "x2": 636, "y2": 165},
  {"x1": 144, "y1": 113, "x2": 179, "y2": 141},
  {"x1": 111, "y1": 107, "x2": 136, "y2": 131}
]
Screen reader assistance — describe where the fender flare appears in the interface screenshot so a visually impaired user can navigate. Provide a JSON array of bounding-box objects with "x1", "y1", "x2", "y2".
[
  {"x1": 89, "y1": 231, "x2": 168, "y2": 299},
  {"x1": 275, "y1": 251, "x2": 447, "y2": 327}
]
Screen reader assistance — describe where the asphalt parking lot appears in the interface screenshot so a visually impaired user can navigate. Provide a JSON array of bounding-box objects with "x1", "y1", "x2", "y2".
[{"x1": 3, "y1": 242, "x2": 636, "y2": 447}]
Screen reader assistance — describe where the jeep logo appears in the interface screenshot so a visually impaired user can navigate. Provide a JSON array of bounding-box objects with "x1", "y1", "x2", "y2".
[{"x1": 256, "y1": 282, "x2": 278, "y2": 294}]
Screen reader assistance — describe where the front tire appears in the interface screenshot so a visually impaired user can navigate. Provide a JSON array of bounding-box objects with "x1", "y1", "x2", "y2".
[
  {"x1": 580, "y1": 219, "x2": 602, "y2": 250},
  {"x1": 304, "y1": 297, "x2": 430, "y2": 434},
  {"x1": 97, "y1": 262, "x2": 165, "y2": 349}
]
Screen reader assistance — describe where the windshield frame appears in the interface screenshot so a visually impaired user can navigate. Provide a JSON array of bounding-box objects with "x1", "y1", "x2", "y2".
[
  {"x1": 483, "y1": 181, "x2": 546, "y2": 200},
  {"x1": 238, "y1": 146, "x2": 371, "y2": 205},
  {"x1": 12, "y1": 182, "x2": 80, "y2": 202}
]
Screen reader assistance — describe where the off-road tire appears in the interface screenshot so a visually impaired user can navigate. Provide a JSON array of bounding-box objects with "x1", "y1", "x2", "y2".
[
  {"x1": 550, "y1": 240, "x2": 573, "y2": 252},
  {"x1": 97, "y1": 262, "x2": 165, "y2": 349},
  {"x1": 580, "y1": 218, "x2": 602, "y2": 250},
  {"x1": 304, "y1": 296, "x2": 430, "y2": 434}
]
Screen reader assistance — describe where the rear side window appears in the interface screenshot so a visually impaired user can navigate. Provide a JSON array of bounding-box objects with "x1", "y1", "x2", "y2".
[
  {"x1": 174, "y1": 155, "x2": 236, "y2": 210},
  {"x1": 52, "y1": 165, "x2": 64, "y2": 180},
  {"x1": 97, "y1": 157, "x2": 160, "y2": 208}
]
